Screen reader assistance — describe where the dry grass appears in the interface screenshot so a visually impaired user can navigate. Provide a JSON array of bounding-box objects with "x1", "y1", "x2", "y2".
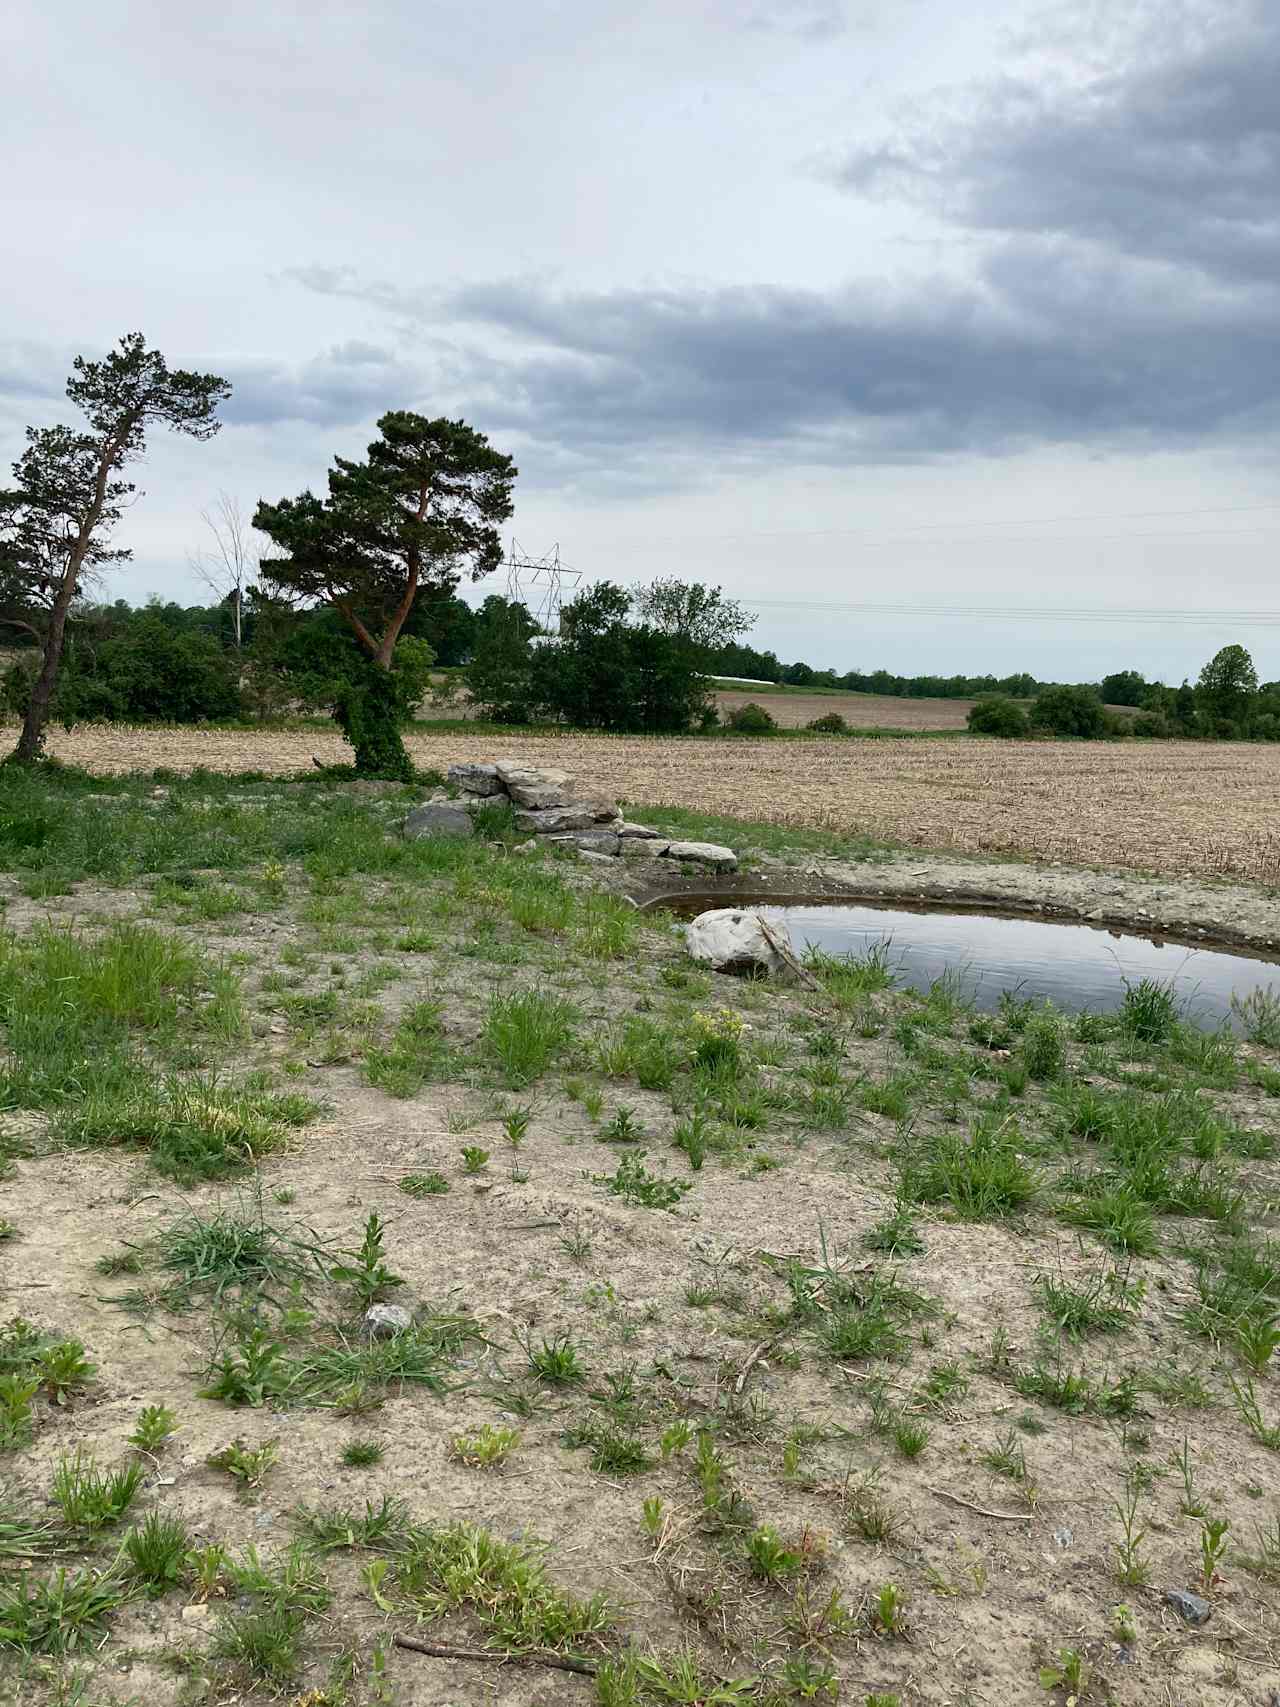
[{"x1": 36, "y1": 724, "x2": 1280, "y2": 883}]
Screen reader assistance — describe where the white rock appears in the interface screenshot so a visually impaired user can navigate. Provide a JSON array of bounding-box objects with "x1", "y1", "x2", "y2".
[
  {"x1": 662, "y1": 840, "x2": 738, "y2": 871},
  {"x1": 495, "y1": 763, "x2": 576, "y2": 809},
  {"x1": 362, "y1": 1304, "x2": 414, "y2": 1339},
  {"x1": 685, "y1": 908, "x2": 792, "y2": 977},
  {"x1": 616, "y1": 821, "x2": 664, "y2": 839}
]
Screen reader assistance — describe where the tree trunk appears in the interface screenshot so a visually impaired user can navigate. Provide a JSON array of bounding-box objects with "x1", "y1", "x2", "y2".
[
  {"x1": 11, "y1": 576, "x2": 77, "y2": 762},
  {"x1": 10, "y1": 425, "x2": 126, "y2": 764}
]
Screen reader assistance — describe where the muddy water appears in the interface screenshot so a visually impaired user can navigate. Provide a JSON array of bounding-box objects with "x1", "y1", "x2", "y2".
[{"x1": 657, "y1": 896, "x2": 1280, "y2": 1029}]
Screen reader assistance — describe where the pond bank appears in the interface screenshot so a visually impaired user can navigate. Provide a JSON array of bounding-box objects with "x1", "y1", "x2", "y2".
[{"x1": 630, "y1": 848, "x2": 1280, "y2": 957}]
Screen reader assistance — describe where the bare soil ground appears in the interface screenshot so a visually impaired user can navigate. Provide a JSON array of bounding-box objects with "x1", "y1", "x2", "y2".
[
  {"x1": 36, "y1": 724, "x2": 1280, "y2": 886},
  {"x1": 1, "y1": 774, "x2": 1279, "y2": 1707},
  {"x1": 712, "y1": 692, "x2": 976, "y2": 731}
]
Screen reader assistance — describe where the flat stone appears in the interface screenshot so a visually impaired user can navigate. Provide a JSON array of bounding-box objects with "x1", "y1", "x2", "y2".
[
  {"x1": 661, "y1": 840, "x2": 738, "y2": 872},
  {"x1": 446, "y1": 762, "x2": 506, "y2": 797},
  {"x1": 362, "y1": 1304, "x2": 414, "y2": 1339},
  {"x1": 514, "y1": 801, "x2": 620, "y2": 835},
  {"x1": 548, "y1": 833, "x2": 621, "y2": 856},
  {"x1": 579, "y1": 850, "x2": 615, "y2": 865},
  {"x1": 495, "y1": 763, "x2": 576, "y2": 808},
  {"x1": 620, "y1": 838, "x2": 672, "y2": 859},
  {"x1": 616, "y1": 821, "x2": 664, "y2": 839},
  {"x1": 1163, "y1": 1588, "x2": 1211, "y2": 1626},
  {"x1": 403, "y1": 803, "x2": 475, "y2": 840}
]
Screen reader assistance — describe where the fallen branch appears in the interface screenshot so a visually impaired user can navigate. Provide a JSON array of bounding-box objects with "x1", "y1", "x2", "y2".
[
  {"x1": 927, "y1": 1486, "x2": 1033, "y2": 1523},
  {"x1": 393, "y1": 1635, "x2": 598, "y2": 1677},
  {"x1": 755, "y1": 914, "x2": 824, "y2": 992}
]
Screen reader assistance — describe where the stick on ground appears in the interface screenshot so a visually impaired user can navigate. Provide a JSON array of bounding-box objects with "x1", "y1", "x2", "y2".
[{"x1": 393, "y1": 1635, "x2": 599, "y2": 1677}]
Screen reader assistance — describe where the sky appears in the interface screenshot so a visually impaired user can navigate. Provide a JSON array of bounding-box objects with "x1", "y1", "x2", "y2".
[{"x1": 2, "y1": 0, "x2": 1278, "y2": 683}]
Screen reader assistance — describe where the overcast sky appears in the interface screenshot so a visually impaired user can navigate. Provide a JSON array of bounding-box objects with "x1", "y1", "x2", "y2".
[{"x1": 3, "y1": 0, "x2": 1277, "y2": 681}]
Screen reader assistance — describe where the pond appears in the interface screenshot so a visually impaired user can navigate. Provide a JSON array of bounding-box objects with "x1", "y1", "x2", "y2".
[{"x1": 656, "y1": 895, "x2": 1280, "y2": 1031}]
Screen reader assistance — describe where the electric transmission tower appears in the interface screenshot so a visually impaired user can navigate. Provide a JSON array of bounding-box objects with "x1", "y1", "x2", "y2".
[{"x1": 502, "y1": 538, "x2": 580, "y2": 637}]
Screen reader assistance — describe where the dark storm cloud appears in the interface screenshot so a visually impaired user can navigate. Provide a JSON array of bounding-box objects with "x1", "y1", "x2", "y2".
[{"x1": 287, "y1": 1, "x2": 1280, "y2": 486}]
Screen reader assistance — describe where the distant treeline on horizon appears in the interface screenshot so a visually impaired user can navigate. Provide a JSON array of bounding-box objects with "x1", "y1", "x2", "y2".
[{"x1": 0, "y1": 592, "x2": 1180, "y2": 710}]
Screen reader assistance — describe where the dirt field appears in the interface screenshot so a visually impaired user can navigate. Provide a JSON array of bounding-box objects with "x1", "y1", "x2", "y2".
[
  {"x1": 36, "y1": 725, "x2": 1280, "y2": 885},
  {"x1": 713, "y1": 691, "x2": 976, "y2": 730},
  {"x1": 2, "y1": 770, "x2": 1279, "y2": 1707}
]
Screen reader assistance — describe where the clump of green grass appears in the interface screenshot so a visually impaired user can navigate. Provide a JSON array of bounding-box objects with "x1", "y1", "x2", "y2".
[
  {"x1": 341, "y1": 1440, "x2": 384, "y2": 1468},
  {"x1": 364, "y1": 999, "x2": 456, "y2": 1097},
  {"x1": 50, "y1": 1451, "x2": 144, "y2": 1531},
  {"x1": 1120, "y1": 978, "x2": 1178, "y2": 1043},
  {"x1": 484, "y1": 990, "x2": 578, "y2": 1086},
  {"x1": 0, "y1": 921, "x2": 245, "y2": 1122},
  {"x1": 122, "y1": 1511, "x2": 192, "y2": 1597},
  {"x1": 1033, "y1": 1265, "x2": 1145, "y2": 1340},
  {"x1": 154, "y1": 1200, "x2": 327, "y2": 1308},
  {"x1": 391, "y1": 1520, "x2": 611, "y2": 1651},
  {"x1": 0, "y1": 1566, "x2": 128, "y2": 1654},
  {"x1": 399, "y1": 1170, "x2": 450, "y2": 1197},
  {"x1": 59, "y1": 1078, "x2": 317, "y2": 1183},
  {"x1": 900, "y1": 1115, "x2": 1038, "y2": 1220}
]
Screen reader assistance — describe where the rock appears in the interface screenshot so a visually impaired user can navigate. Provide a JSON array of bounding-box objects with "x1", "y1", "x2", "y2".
[
  {"x1": 1163, "y1": 1588, "x2": 1211, "y2": 1626},
  {"x1": 685, "y1": 908, "x2": 793, "y2": 977},
  {"x1": 547, "y1": 832, "x2": 621, "y2": 856},
  {"x1": 403, "y1": 803, "x2": 475, "y2": 840},
  {"x1": 513, "y1": 838, "x2": 539, "y2": 854},
  {"x1": 579, "y1": 850, "x2": 615, "y2": 865},
  {"x1": 496, "y1": 763, "x2": 576, "y2": 809},
  {"x1": 620, "y1": 838, "x2": 672, "y2": 859},
  {"x1": 446, "y1": 762, "x2": 505, "y2": 797},
  {"x1": 662, "y1": 840, "x2": 738, "y2": 872},
  {"x1": 514, "y1": 801, "x2": 620, "y2": 835},
  {"x1": 363, "y1": 1304, "x2": 414, "y2": 1339},
  {"x1": 616, "y1": 821, "x2": 664, "y2": 839}
]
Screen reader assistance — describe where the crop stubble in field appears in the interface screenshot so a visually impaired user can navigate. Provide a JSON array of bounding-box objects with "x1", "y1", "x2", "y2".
[{"x1": 38, "y1": 726, "x2": 1280, "y2": 882}]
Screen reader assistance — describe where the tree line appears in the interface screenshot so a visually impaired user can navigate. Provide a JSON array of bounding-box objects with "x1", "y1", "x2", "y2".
[{"x1": 967, "y1": 645, "x2": 1280, "y2": 741}]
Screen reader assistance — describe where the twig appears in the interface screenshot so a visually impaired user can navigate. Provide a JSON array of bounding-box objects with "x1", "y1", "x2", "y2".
[
  {"x1": 755, "y1": 914, "x2": 824, "y2": 991},
  {"x1": 926, "y1": 1486, "x2": 1033, "y2": 1522},
  {"x1": 734, "y1": 1336, "x2": 779, "y2": 1395},
  {"x1": 393, "y1": 1635, "x2": 598, "y2": 1676}
]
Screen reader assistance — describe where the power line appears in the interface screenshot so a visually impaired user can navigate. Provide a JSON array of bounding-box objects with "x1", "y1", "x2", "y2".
[{"x1": 737, "y1": 598, "x2": 1280, "y2": 627}]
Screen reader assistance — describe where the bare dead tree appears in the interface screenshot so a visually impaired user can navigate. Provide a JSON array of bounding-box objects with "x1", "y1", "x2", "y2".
[{"x1": 188, "y1": 491, "x2": 259, "y2": 648}]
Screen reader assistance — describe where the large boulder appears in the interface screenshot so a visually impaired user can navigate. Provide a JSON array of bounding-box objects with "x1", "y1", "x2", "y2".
[
  {"x1": 495, "y1": 763, "x2": 576, "y2": 809},
  {"x1": 404, "y1": 802, "x2": 475, "y2": 839},
  {"x1": 514, "y1": 800, "x2": 620, "y2": 835},
  {"x1": 685, "y1": 908, "x2": 794, "y2": 978},
  {"x1": 446, "y1": 763, "x2": 505, "y2": 797},
  {"x1": 662, "y1": 840, "x2": 738, "y2": 872}
]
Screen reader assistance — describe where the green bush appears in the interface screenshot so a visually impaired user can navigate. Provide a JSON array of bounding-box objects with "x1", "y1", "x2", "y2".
[
  {"x1": 967, "y1": 696, "x2": 1029, "y2": 737},
  {"x1": 806, "y1": 711, "x2": 848, "y2": 734},
  {"x1": 1030, "y1": 685, "x2": 1108, "y2": 739},
  {"x1": 726, "y1": 702, "x2": 777, "y2": 734}
]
